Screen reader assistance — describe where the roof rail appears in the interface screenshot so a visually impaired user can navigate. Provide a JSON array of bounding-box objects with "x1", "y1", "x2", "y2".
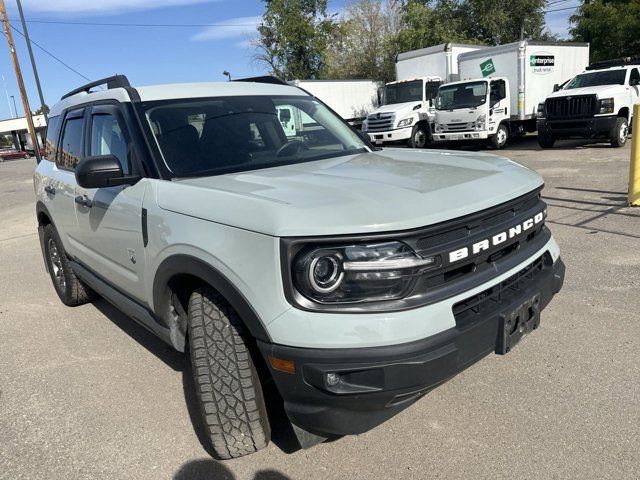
[
  {"x1": 232, "y1": 75, "x2": 288, "y2": 85},
  {"x1": 61, "y1": 74, "x2": 131, "y2": 100},
  {"x1": 586, "y1": 55, "x2": 640, "y2": 71}
]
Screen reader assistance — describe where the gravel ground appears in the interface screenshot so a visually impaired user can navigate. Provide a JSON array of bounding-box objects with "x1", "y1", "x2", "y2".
[{"x1": 1, "y1": 139, "x2": 639, "y2": 480}]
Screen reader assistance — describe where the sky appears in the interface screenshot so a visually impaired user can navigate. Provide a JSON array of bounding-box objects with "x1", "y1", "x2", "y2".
[{"x1": 0, "y1": 0, "x2": 575, "y2": 121}]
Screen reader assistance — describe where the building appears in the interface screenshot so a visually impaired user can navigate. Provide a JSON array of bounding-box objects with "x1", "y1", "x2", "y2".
[{"x1": 0, "y1": 114, "x2": 46, "y2": 151}]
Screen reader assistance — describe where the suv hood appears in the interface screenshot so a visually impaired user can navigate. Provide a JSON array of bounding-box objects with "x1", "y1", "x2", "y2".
[
  {"x1": 548, "y1": 85, "x2": 624, "y2": 99},
  {"x1": 157, "y1": 149, "x2": 543, "y2": 237}
]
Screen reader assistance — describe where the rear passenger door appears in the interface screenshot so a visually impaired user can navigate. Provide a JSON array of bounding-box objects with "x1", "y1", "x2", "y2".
[{"x1": 73, "y1": 104, "x2": 148, "y2": 302}]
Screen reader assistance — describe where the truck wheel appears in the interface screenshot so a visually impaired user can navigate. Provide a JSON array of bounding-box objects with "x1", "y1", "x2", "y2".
[
  {"x1": 538, "y1": 133, "x2": 555, "y2": 149},
  {"x1": 43, "y1": 223, "x2": 96, "y2": 306},
  {"x1": 610, "y1": 117, "x2": 628, "y2": 147},
  {"x1": 188, "y1": 286, "x2": 270, "y2": 459},
  {"x1": 490, "y1": 124, "x2": 509, "y2": 149},
  {"x1": 408, "y1": 123, "x2": 430, "y2": 148}
]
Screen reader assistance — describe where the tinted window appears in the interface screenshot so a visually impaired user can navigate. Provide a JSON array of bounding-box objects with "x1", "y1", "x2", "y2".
[
  {"x1": 630, "y1": 68, "x2": 640, "y2": 86},
  {"x1": 90, "y1": 113, "x2": 129, "y2": 174},
  {"x1": 436, "y1": 81, "x2": 488, "y2": 110},
  {"x1": 384, "y1": 80, "x2": 423, "y2": 105},
  {"x1": 144, "y1": 95, "x2": 366, "y2": 177},
  {"x1": 44, "y1": 115, "x2": 60, "y2": 162},
  {"x1": 57, "y1": 116, "x2": 84, "y2": 170},
  {"x1": 565, "y1": 70, "x2": 627, "y2": 89}
]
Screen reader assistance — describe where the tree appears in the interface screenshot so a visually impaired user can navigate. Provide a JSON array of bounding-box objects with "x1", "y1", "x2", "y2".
[
  {"x1": 325, "y1": 0, "x2": 401, "y2": 82},
  {"x1": 35, "y1": 104, "x2": 49, "y2": 116},
  {"x1": 254, "y1": 0, "x2": 339, "y2": 79},
  {"x1": 570, "y1": 0, "x2": 640, "y2": 62}
]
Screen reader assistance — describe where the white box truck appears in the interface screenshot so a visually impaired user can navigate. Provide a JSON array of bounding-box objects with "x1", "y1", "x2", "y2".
[
  {"x1": 362, "y1": 43, "x2": 482, "y2": 148},
  {"x1": 289, "y1": 79, "x2": 382, "y2": 126},
  {"x1": 433, "y1": 41, "x2": 590, "y2": 148}
]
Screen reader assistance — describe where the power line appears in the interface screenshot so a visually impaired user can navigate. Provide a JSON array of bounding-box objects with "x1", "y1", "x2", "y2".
[
  {"x1": 7, "y1": 19, "x2": 258, "y2": 28},
  {"x1": 546, "y1": 5, "x2": 579, "y2": 12},
  {"x1": 9, "y1": 24, "x2": 92, "y2": 82}
]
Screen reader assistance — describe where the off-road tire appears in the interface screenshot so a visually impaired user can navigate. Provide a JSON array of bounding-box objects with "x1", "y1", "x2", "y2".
[
  {"x1": 188, "y1": 286, "x2": 270, "y2": 459},
  {"x1": 610, "y1": 117, "x2": 628, "y2": 148},
  {"x1": 490, "y1": 124, "x2": 509, "y2": 149},
  {"x1": 43, "y1": 223, "x2": 96, "y2": 306},
  {"x1": 408, "y1": 123, "x2": 430, "y2": 148},
  {"x1": 538, "y1": 133, "x2": 556, "y2": 149}
]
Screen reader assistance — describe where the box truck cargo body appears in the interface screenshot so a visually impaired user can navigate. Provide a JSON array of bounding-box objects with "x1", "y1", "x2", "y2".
[
  {"x1": 363, "y1": 43, "x2": 483, "y2": 148},
  {"x1": 433, "y1": 41, "x2": 590, "y2": 148},
  {"x1": 289, "y1": 79, "x2": 382, "y2": 125}
]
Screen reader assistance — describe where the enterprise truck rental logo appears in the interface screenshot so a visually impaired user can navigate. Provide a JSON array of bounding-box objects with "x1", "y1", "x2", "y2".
[
  {"x1": 530, "y1": 52, "x2": 555, "y2": 75},
  {"x1": 480, "y1": 58, "x2": 495, "y2": 77}
]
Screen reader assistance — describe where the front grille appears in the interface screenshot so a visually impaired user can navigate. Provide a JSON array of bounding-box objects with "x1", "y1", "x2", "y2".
[
  {"x1": 442, "y1": 122, "x2": 474, "y2": 132},
  {"x1": 452, "y1": 252, "x2": 551, "y2": 327},
  {"x1": 366, "y1": 113, "x2": 395, "y2": 132},
  {"x1": 546, "y1": 95, "x2": 597, "y2": 118}
]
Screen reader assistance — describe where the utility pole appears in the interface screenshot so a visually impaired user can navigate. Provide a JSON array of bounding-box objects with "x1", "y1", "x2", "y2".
[
  {"x1": 0, "y1": 0, "x2": 41, "y2": 162},
  {"x1": 16, "y1": 0, "x2": 47, "y2": 122}
]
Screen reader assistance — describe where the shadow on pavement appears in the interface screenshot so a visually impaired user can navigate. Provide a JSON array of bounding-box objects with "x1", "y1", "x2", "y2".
[
  {"x1": 173, "y1": 461, "x2": 292, "y2": 480},
  {"x1": 92, "y1": 299, "x2": 302, "y2": 458}
]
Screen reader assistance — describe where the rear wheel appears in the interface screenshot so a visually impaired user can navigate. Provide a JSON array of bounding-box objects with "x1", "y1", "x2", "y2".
[
  {"x1": 188, "y1": 286, "x2": 270, "y2": 459},
  {"x1": 538, "y1": 132, "x2": 556, "y2": 149},
  {"x1": 610, "y1": 117, "x2": 628, "y2": 147},
  {"x1": 490, "y1": 124, "x2": 509, "y2": 149},
  {"x1": 408, "y1": 123, "x2": 430, "y2": 148},
  {"x1": 43, "y1": 224, "x2": 96, "y2": 306}
]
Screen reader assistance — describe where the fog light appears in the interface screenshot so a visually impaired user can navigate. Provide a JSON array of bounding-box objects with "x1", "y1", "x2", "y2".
[{"x1": 326, "y1": 373, "x2": 340, "y2": 386}]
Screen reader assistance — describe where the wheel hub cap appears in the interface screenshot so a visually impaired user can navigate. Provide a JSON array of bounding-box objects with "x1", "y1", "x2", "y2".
[
  {"x1": 415, "y1": 131, "x2": 426, "y2": 147},
  {"x1": 48, "y1": 238, "x2": 66, "y2": 289}
]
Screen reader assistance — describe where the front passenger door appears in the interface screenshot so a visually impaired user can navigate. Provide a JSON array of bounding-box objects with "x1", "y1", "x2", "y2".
[{"x1": 73, "y1": 104, "x2": 148, "y2": 302}]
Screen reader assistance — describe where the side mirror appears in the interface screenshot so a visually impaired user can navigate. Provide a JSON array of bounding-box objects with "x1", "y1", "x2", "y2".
[
  {"x1": 75, "y1": 155, "x2": 137, "y2": 189},
  {"x1": 631, "y1": 78, "x2": 640, "y2": 86},
  {"x1": 279, "y1": 108, "x2": 291, "y2": 123},
  {"x1": 553, "y1": 84, "x2": 560, "y2": 92}
]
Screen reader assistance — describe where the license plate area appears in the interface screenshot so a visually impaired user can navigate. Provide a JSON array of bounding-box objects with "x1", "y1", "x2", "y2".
[{"x1": 496, "y1": 293, "x2": 541, "y2": 355}]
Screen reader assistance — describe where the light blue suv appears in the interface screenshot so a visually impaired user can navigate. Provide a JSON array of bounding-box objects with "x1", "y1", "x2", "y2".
[{"x1": 35, "y1": 75, "x2": 565, "y2": 459}]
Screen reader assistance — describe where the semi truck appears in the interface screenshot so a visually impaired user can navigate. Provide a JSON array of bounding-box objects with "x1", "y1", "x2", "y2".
[
  {"x1": 432, "y1": 41, "x2": 590, "y2": 148},
  {"x1": 362, "y1": 43, "x2": 482, "y2": 148},
  {"x1": 288, "y1": 79, "x2": 382, "y2": 127}
]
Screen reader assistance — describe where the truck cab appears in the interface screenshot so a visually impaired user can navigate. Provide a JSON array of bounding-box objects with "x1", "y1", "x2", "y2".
[
  {"x1": 537, "y1": 61, "x2": 640, "y2": 148},
  {"x1": 433, "y1": 77, "x2": 510, "y2": 149},
  {"x1": 362, "y1": 77, "x2": 441, "y2": 148}
]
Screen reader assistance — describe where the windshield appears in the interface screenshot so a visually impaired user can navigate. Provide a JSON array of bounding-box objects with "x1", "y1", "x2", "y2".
[
  {"x1": 436, "y1": 81, "x2": 488, "y2": 110},
  {"x1": 384, "y1": 80, "x2": 423, "y2": 105},
  {"x1": 143, "y1": 95, "x2": 367, "y2": 177},
  {"x1": 565, "y1": 70, "x2": 627, "y2": 89}
]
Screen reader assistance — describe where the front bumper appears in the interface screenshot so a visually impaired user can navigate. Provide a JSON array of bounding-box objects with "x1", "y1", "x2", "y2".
[
  {"x1": 537, "y1": 115, "x2": 617, "y2": 138},
  {"x1": 433, "y1": 130, "x2": 489, "y2": 141},
  {"x1": 366, "y1": 126, "x2": 412, "y2": 144},
  {"x1": 258, "y1": 255, "x2": 565, "y2": 437}
]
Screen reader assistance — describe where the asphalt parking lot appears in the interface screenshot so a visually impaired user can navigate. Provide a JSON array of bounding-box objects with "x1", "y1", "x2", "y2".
[{"x1": 1, "y1": 139, "x2": 639, "y2": 480}]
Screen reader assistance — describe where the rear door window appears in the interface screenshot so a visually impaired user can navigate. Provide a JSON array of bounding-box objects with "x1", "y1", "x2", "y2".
[{"x1": 56, "y1": 111, "x2": 85, "y2": 170}]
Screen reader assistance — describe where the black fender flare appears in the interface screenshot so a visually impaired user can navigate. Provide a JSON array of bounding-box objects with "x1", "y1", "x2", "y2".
[{"x1": 152, "y1": 254, "x2": 272, "y2": 343}]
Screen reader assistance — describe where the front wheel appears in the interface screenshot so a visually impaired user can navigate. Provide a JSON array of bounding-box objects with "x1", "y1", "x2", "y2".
[
  {"x1": 408, "y1": 123, "x2": 430, "y2": 148},
  {"x1": 188, "y1": 286, "x2": 270, "y2": 459},
  {"x1": 490, "y1": 124, "x2": 509, "y2": 149},
  {"x1": 538, "y1": 132, "x2": 556, "y2": 149},
  {"x1": 610, "y1": 117, "x2": 628, "y2": 147}
]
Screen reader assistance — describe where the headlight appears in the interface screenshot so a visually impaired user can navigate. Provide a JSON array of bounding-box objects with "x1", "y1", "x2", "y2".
[
  {"x1": 292, "y1": 241, "x2": 437, "y2": 304},
  {"x1": 537, "y1": 102, "x2": 545, "y2": 117},
  {"x1": 598, "y1": 98, "x2": 614, "y2": 114},
  {"x1": 475, "y1": 114, "x2": 486, "y2": 130},
  {"x1": 435, "y1": 123, "x2": 442, "y2": 132},
  {"x1": 397, "y1": 117, "x2": 414, "y2": 128},
  {"x1": 361, "y1": 119, "x2": 368, "y2": 132}
]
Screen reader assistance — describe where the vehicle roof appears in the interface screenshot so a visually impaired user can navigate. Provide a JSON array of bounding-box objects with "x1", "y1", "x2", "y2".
[
  {"x1": 50, "y1": 81, "x2": 307, "y2": 117},
  {"x1": 582, "y1": 65, "x2": 640, "y2": 73}
]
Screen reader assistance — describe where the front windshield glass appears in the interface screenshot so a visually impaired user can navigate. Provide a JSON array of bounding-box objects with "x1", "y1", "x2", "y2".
[
  {"x1": 143, "y1": 95, "x2": 368, "y2": 177},
  {"x1": 565, "y1": 70, "x2": 627, "y2": 89},
  {"x1": 384, "y1": 80, "x2": 423, "y2": 105},
  {"x1": 436, "y1": 81, "x2": 488, "y2": 110}
]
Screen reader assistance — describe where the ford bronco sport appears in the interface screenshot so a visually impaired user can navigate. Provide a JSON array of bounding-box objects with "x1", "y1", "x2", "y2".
[{"x1": 35, "y1": 75, "x2": 565, "y2": 459}]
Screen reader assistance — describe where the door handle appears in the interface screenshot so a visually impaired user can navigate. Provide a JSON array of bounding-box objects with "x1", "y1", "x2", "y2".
[
  {"x1": 44, "y1": 185, "x2": 56, "y2": 196},
  {"x1": 74, "y1": 195, "x2": 93, "y2": 208}
]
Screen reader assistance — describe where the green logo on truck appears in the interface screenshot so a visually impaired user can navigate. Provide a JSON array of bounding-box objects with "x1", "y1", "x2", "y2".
[{"x1": 480, "y1": 59, "x2": 495, "y2": 77}]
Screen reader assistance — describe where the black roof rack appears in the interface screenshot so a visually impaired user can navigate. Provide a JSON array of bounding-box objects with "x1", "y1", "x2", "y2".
[
  {"x1": 232, "y1": 75, "x2": 288, "y2": 85},
  {"x1": 61, "y1": 74, "x2": 131, "y2": 100},
  {"x1": 586, "y1": 55, "x2": 640, "y2": 71}
]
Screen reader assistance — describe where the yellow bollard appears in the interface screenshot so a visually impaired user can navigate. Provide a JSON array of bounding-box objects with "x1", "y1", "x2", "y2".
[{"x1": 630, "y1": 103, "x2": 640, "y2": 206}]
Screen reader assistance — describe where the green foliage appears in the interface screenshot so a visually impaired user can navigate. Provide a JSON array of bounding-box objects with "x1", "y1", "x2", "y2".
[
  {"x1": 35, "y1": 104, "x2": 50, "y2": 116},
  {"x1": 570, "y1": 0, "x2": 640, "y2": 62},
  {"x1": 325, "y1": 0, "x2": 399, "y2": 82},
  {"x1": 255, "y1": 0, "x2": 339, "y2": 79}
]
